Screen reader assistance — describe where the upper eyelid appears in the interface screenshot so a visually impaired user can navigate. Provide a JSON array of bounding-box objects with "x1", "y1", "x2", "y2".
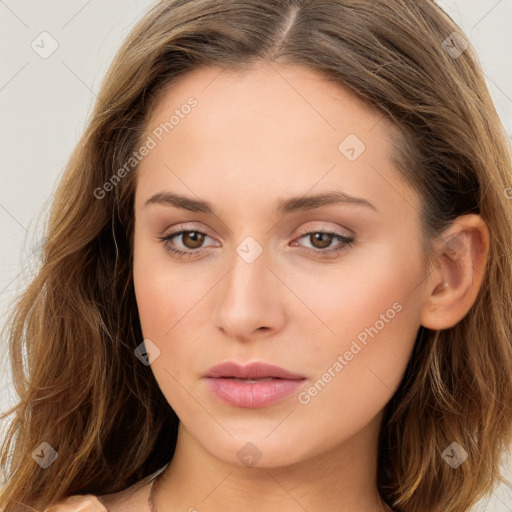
[
  {"x1": 164, "y1": 221, "x2": 351, "y2": 238},
  {"x1": 295, "y1": 225, "x2": 352, "y2": 238}
]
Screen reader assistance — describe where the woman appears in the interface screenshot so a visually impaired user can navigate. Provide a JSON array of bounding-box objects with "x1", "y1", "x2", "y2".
[{"x1": 1, "y1": 1, "x2": 512, "y2": 511}]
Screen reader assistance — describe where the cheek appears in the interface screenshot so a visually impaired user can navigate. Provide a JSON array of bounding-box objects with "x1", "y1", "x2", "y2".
[
  {"x1": 132, "y1": 232, "x2": 217, "y2": 384},
  {"x1": 133, "y1": 229, "x2": 203, "y2": 336},
  {"x1": 132, "y1": 242, "x2": 203, "y2": 409},
  {"x1": 132, "y1": 238, "x2": 171, "y2": 337},
  {"x1": 298, "y1": 247, "x2": 422, "y2": 405}
]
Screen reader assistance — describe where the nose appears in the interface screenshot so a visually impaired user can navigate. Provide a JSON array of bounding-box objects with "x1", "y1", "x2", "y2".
[{"x1": 213, "y1": 241, "x2": 287, "y2": 342}]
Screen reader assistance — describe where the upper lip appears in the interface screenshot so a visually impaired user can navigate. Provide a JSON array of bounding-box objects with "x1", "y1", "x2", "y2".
[{"x1": 204, "y1": 361, "x2": 306, "y2": 380}]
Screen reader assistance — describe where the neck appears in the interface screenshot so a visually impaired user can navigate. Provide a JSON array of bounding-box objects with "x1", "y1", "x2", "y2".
[{"x1": 153, "y1": 413, "x2": 393, "y2": 512}]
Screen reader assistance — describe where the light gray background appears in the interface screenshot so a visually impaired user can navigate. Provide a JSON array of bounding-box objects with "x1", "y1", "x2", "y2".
[{"x1": 1, "y1": 0, "x2": 511, "y2": 508}]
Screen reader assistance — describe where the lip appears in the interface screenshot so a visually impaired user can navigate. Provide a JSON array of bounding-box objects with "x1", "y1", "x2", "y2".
[
  {"x1": 203, "y1": 361, "x2": 307, "y2": 408},
  {"x1": 204, "y1": 361, "x2": 306, "y2": 380}
]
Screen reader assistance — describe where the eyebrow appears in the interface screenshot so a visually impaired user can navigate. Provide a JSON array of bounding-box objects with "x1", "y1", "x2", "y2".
[{"x1": 144, "y1": 190, "x2": 377, "y2": 215}]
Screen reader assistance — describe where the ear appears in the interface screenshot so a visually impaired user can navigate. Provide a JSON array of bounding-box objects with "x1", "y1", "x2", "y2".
[{"x1": 420, "y1": 214, "x2": 490, "y2": 330}]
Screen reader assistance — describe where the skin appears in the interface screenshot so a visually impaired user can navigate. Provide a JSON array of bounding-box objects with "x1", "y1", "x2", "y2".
[{"x1": 129, "y1": 61, "x2": 489, "y2": 512}]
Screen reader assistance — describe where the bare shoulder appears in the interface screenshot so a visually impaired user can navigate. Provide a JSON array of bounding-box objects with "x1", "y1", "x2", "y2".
[
  {"x1": 96, "y1": 465, "x2": 168, "y2": 512},
  {"x1": 45, "y1": 465, "x2": 167, "y2": 512},
  {"x1": 95, "y1": 479, "x2": 152, "y2": 512},
  {"x1": 43, "y1": 485, "x2": 148, "y2": 512},
  {"x1": 44, "y1": 494, "x2": 108, "y2": 511}
]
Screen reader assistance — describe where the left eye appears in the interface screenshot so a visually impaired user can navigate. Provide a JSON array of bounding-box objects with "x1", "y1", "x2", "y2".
[
  {"x1": 292, "y1": 231, "x2": 354, "y2": 255},
  {"x1": 158, "y1": 229, "x2": 354, "y2": 258}
]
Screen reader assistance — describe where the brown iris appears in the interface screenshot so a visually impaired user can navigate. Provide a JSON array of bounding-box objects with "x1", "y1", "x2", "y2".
[
  {"x1": 181, "y1": 231, "x2": 205, "y2": 249},
  {"x1": 308, "y1": 232, "x2": 333, "y2": 249}
]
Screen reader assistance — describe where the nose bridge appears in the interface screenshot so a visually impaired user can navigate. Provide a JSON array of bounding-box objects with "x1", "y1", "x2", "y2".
[
  {"x1": 213, "y1": 235, "x2": 285, "y2": 338},
  {"x1": 222, "y1": 236, "x2": 271, "y2": 312}
]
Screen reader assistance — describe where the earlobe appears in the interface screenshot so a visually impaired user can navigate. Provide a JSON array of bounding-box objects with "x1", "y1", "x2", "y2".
[{"x1": 420, "y1": 214, "x2": 490, "y2": 331}]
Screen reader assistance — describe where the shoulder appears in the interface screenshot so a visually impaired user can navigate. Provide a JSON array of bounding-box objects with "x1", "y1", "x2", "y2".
[
  {"x1": 97, "y1": 463, "x2": 168, "y2": 512},
  {"x1": 44, "y1": 485, "x2": 147, "y2": 512},
  {"x1": 45, "y1": 464, "x2": 168, "y2": 512},
  {"x1": 95, "y1": 473, "x2": 156, "y2": 512},
  {"x1": 45, "y1": 494, "x2": 108, "y2": 511}
]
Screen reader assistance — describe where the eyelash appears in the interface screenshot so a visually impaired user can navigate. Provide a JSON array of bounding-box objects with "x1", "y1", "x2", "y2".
[{"x1": 158, "y1": 228, "x2": 354, "y2": 259}]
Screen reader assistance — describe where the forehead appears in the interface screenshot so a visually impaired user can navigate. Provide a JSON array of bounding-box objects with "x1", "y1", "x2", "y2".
[
  {"x1": 145, "y1": 61, "x2": 386, "y2": 145},
  {"x1": 135, "y1": 62, "x2": 417, "y2": 222}
]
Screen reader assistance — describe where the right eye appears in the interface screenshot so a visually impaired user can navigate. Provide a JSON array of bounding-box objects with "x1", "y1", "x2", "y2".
[{"x1": 158, "y1": 229, "x2": 220, "y2": 258}]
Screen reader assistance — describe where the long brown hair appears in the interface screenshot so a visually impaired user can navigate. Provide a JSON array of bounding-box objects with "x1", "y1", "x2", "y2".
[{"x1": 2, "y1": 1, "x2": 512, "y2": 511}]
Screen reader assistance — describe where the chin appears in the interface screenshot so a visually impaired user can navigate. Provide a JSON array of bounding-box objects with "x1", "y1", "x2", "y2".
[{"x1": 195, "y1": 429, "x2": 316, "y2": 469}]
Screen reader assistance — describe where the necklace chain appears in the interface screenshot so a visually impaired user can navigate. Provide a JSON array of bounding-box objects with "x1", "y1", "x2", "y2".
[{"x1": 147, "y1": 468, "x2": 165, "y2": 512}]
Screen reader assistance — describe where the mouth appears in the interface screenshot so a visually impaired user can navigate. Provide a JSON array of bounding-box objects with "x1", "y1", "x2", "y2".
[
  {"x1": 203, "y1": 361, "x2": 306, "y2": 408},
  {"x1": 222, "y1": 377, "x2": 283, "y2": 383}
]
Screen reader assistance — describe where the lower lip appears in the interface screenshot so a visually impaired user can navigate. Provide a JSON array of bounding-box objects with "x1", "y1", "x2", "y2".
[{"x1": 205, "y1": 377, "x2": 306, "y2": 408}]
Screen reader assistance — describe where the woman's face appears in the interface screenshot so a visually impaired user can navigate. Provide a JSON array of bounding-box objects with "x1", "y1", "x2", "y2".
[{"x1": 133, "y1": 62, "x2": 429, "y2": 467}]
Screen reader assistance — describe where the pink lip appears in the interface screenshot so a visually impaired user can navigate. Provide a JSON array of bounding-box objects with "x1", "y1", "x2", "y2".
[
  {"x1": 203, "y1": 361, "x2": 306, "y2": 408},
  {"x1": 204, "y1": 361, "x2": 306, "y2": 380}
]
